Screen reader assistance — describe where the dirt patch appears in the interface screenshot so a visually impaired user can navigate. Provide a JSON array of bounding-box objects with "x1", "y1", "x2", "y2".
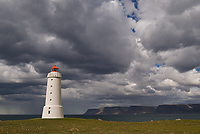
[{"x1": 69, "y1": 128, "x2": 80, "y2": 132}]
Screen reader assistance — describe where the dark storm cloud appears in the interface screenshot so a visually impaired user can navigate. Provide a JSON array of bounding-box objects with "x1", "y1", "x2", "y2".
[
  {"x1": 0, "y1": 83, "x2": 44, "y2": 95},
  {"x1": 161, "y1": 46, "x2": 200, "y2": 72},
  {"x1": 1, "y1": 0, "x2": 200, "y2": 115},
  {"x1": 0, "y1": 0, "x2": 135, "y2": 76},
  {"x1": 136, "y1": 0, "x2": 200, "y2": 72},
  {"x1": 0, "y1": 0, "x2": 138, "y2": 114}
]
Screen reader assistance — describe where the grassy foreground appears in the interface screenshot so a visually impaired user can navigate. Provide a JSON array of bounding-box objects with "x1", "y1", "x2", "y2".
[{"x1": 0, "y1": 118, "x2": 200, "y2": 134}]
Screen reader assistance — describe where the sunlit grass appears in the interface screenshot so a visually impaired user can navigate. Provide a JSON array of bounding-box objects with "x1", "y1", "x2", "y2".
[{"x1": 0, "y1": 118, "x2": 200, "y2": 134}]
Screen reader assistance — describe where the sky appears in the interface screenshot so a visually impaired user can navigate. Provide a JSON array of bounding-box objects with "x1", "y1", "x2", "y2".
[{"x1": 0, "y1": 0, "x2": 200, "y2": 114}]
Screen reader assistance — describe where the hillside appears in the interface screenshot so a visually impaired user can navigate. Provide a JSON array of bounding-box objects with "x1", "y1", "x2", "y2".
[{"x1": 1, "y1": 118, "x2": 200, "y2": 133}]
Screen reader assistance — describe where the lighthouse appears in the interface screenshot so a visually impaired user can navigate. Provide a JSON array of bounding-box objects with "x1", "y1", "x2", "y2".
[{"x1": 42, "y1": 65, "x2": 64, "y2": 119}]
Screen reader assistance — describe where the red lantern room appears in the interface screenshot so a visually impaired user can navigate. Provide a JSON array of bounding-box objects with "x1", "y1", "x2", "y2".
[{"x1": 51, "y1": 65, "x2": 59, "y2": 72}]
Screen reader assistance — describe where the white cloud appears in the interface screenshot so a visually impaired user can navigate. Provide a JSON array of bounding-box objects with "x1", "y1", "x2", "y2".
[
  {"x1": 157, "y1": 78, "x2": 179, "y2": 87},
  {"x1": 0, "y1": 61, "x2": 43, "y2": 83}
]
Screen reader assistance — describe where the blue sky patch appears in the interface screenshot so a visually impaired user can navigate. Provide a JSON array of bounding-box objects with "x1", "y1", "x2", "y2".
[
  {"x1": 196, "y1": 67, "x2": 200, "y2": 72},
  {"x1": 119, "y1": 0, "x2": 140, "y2": 22},
  {"x1": 131, "y1": 0, "x2": 139, "y2": 10},
  {"x1": 155, "y1": 63, "x2": 166, "y2": 67},
  {"x1": 127, "y1": 12, "x2": 140, "y2": 22}
]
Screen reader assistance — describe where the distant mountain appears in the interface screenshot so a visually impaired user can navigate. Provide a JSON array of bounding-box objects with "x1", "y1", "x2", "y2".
[
  {"x1": 84, "y1": 104, "x2": 200, "y2": 115},
  {"x1": 155, "y1": 104, "x2": 200, "y2": 114}
]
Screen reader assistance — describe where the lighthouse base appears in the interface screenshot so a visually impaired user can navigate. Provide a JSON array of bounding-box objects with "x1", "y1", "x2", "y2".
[{"x1": 42, "y1": 105, "x2": 64, "y2": 119}]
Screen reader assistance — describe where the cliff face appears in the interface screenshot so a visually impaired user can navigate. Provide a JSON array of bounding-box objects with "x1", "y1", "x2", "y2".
[
  {"x1": 84, "y1": 109, "x2": 101, "y2": 115},
  {"x1": 84, "y1": 104, "x2": 200, "y2": 115}
]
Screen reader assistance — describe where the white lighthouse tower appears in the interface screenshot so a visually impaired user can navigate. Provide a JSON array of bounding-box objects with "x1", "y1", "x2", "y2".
[{"x1": 42, "y1": 65, "x2": 64, "y2": 119}]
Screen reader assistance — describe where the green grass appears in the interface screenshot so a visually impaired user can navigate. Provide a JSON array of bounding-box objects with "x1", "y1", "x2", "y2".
[{"x1": 0, "y1": 118, "x2": 200, "y2": 134}]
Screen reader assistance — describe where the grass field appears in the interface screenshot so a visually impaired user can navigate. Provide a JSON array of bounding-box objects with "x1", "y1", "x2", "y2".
[{"x1": 0, "y1": 118, "x2": 200, "y2": 134}]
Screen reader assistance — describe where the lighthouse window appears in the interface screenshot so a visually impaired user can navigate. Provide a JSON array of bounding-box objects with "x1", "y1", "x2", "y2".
[
  {"x1": 48, "y1": 111, "x2": 50, "y2": 114},
  {"x1": 50, "y1": 92, "x2": 52, "y2": 94},
  {"x1": 51, "y1": 79, "x2": 53, "y2": 81},
  {"x1": 49, "y1": 107, "x2": 51, "y2": 109},
  {"x1": 51, "y1": 85, "x2": 52, "y2": 87},
  {"x1": 50, "y1": 99, "x2": 52, "y2": 101}
]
